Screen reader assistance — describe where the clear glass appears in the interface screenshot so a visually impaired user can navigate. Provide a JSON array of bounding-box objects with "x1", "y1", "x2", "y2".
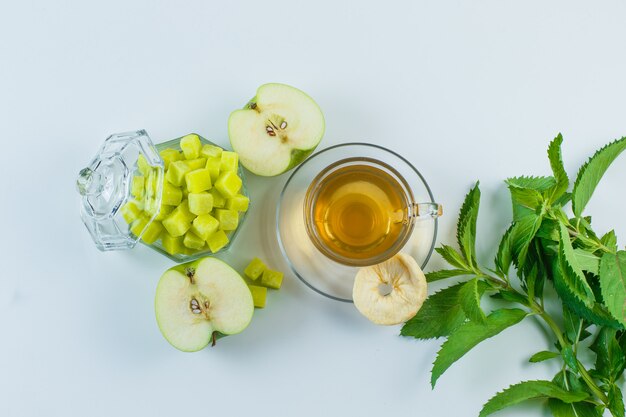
[
  {"x1": 77, "y1": 130, "x2": 164, "y2": 251},
  {"x1": 303, "y1": 156, "x2": 441, "y2": 267},
  {"x1": 146, "y1": 136, "x2": 250, "y2": 263},
  {"x1": 77, "y1": 131, "x2": 249, "y2": 262},
  {"x1": 276, "y1": 143, "x2": 439, "y2": 302}
]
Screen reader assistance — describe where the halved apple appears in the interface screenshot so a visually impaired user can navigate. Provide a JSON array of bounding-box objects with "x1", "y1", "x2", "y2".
[
  {"x1": 154, "y1": 257, "x2": 254, "y2": 352},
  {"x1": 228, "y1": 83, "x2": 325, "y2": 176}
]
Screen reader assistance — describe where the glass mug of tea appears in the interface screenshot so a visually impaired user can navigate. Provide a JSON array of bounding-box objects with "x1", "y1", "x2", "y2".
[{"x1": 303, "y1": 157, "x2": 442, "y2": 267}]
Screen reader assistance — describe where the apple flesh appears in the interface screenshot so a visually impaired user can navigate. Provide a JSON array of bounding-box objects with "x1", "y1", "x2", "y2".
[
  {"x1": 228, "y1": 83, "x2": 325, "y2": 176},
  {"x1": 155, "y1": 257, "x2": 254, "y2": 352}
]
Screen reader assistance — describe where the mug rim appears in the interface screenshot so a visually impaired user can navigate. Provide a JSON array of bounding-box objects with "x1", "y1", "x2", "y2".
[{"x1": 303, "y1": 156, "x2": 417, "y2": 267}]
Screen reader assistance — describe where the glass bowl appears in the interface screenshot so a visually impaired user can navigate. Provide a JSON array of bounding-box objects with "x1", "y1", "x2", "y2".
[
  {"x1": 146, "y1": 135, "x2": 250, "y2": 262},
  {"x1": 276, "y1": 143, "x2": 438, "y2": 302}
]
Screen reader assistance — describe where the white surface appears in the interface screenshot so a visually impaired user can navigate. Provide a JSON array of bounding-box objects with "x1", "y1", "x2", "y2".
[{"x1": 1, "y1": 1, "x2": 626, "y2": 416}]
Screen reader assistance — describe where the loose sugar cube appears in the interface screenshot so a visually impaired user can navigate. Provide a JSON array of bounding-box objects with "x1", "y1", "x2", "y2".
[
  {"x1": 248, "y1": 285, "x2": 267, "y2": 308},
  {"x1": 261, "y1": 269, "x2": 284, "y2": 289},
  {"x1": 244, "y1": 257, "x2": 266, "y2": 281},
  {"x1": 180, "y1": 134, "x2": 201, "y2": 160}
]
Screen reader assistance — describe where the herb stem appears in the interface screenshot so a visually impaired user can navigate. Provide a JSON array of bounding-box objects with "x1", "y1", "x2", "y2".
[
  {"x1": 530, "y1": 300, "x2": 608, "y2": 404},
  {"x1": 578, "y1": 360, "x2": 608, "y2": 403}
]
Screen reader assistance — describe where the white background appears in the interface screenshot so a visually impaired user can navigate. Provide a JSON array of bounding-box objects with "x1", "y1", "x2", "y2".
[{"x1": 1, "y1": 1, "x2": 625, "y2": 416}]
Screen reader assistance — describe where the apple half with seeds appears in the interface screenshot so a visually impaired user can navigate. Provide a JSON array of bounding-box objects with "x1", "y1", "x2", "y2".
[
  {"x1": 228, "y1": 83, "x2": 325, "y2": 176},
  {"x1": 155, "y1": 257, "x2": 254, "y2": 352}
]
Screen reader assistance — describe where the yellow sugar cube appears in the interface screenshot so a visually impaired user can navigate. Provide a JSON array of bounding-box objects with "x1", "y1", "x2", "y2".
[
  {"x1": 159, "y1": 148, "x2": 182, "y2": 170},
  {"x1": 188, "y1": 192, "x2": 214, "y2": 215},
  {"x1": 165, "y1": 160, "x2": 191, "y2": 187},
  {"x1": 180, "y1": 134, "x2": 201, "y2": 160},
  {"x1": 200, "y1": 144, "x2": 223, "y2": 159},
  {"x1": 215, "y1": 209, "x2": 239, "y2": 231},
  {"x1": 215, "y1": 171, "x2": 242, "y2": 198},
  {"x1": 191, "y1": 214, "x2": 219, "y2": 240},
  {"x1": 226, "y1": 194, "x2": 249, "y2": 212},
  {"x1": 185, "y1": 169, "x2": 212, "y2": 193},
  {"x1": 220, "y1": 151, "x2": 239, "y2": 172},
  {"x1": 161, "y1": 233, "x2": 184, "y2": 255},
  {"x1": 183, "y1": 231, "x2": 205, "y2": 250},
  {"x1": 207, "y1": 229, "x2": 229, "y2": 253}
]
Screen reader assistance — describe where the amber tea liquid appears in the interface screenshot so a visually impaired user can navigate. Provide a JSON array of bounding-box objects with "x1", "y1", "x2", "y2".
[{"x1": 310, "y1": 164, "x2": 408, "y2": 261}]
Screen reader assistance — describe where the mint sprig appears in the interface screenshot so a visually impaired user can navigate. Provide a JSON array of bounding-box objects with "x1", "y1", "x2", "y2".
[{"x1": 401, "y1": 134, "x2": 626, "y2": 416}]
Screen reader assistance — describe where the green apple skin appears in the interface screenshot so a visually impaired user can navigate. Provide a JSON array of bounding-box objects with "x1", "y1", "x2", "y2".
[
  {"x1": 228, "y1": 83, "x2": 325, "y2": 177},
  {"x1": 154, "y1": 257, "x2": 254, "y2": 352}
]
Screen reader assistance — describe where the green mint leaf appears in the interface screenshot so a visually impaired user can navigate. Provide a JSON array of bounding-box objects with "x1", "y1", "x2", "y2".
[
  {"x1": 601, "y1": 230, "x2": 618, "y2": 252},
  {"x1": 495, "y1": 225, "x2": 513, "y2": 276},
  {"x1": 506, "y1": 176, "x2": 553, "y2": 222},
  {"x1": 572, "y1": 136, "x2": 626, "y2": 216},
  {"x1": 551, "y1": 258, "x2": 623, "y2": 329},
  {"x1": 599, "y1": 251, "x2": 626, "y2": 326},
  {"x1": 547, "y1": 133, "x2": 570, "y2": 203},
  {"x1": 548, "y1": 399, "x2": 602, "y2": 417},
  {"x1": 400, "y1": 283, "x2": 466, "y2": 339},
  {"x1": 608, "y1": 383, "x2": 625, "y2": 417},
  {"x1": 558, "y1": 222, "x2": 595, "y2": 307},
  {"x1": 553, "y1": 192, "x2": 573, "y2": 208},
  {"x1": 506, "y1": 175, "x2": 557, "y2": 191},
  {"x1": 561, "y1": 346, "x2": 579, "y2": 372},
  {"x1": 492, "y1": 290, "x2": 531, "y2": 307},
  {"x1": 425, "y1": 269, "x2": 467, "y2": 283},
  {"x1": 573, "y1": 249, "x2": 600, "y2": 275},
  {"x1": 458, "y1": 278, "x2": 486, "y2": 323},
  {"x1": 536, "y1": 218, "x2": 560, "y2": 241},
  {"x1": 511, "y1": 212, "x2": 543, "y2": 269},
  {"x1": 435, "y1": 245, "x2": 470, "y2": 270},
  {"x1": 479, "y1": 380, "x2": 589, "y2": 417},
  {"x1": 456, "y1": 183, "x2": 480, "y2": 267},
  {"x1": 529, "y1": 351, "x2": 560, "y2": 363},
  {"x1": 509, "y1": 187, "x2": 543, "y2": 221},
  {"x1": 590, "y1": 327, "x2": 626, "y2": 382},
  {"x1": 549, "y1": 371, "x2": 602, "y2": 417},
  {"x1": 563, "y1": 305, "x2": 583, "y2": 345},
  {"x1": 431, "y1": 309, "x2": 526, "y2": 387}
]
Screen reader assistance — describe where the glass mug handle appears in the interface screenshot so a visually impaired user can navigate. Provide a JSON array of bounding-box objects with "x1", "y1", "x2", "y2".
[{"x1": 412, "y1": 202, "x2": 443, "y2": 219}]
